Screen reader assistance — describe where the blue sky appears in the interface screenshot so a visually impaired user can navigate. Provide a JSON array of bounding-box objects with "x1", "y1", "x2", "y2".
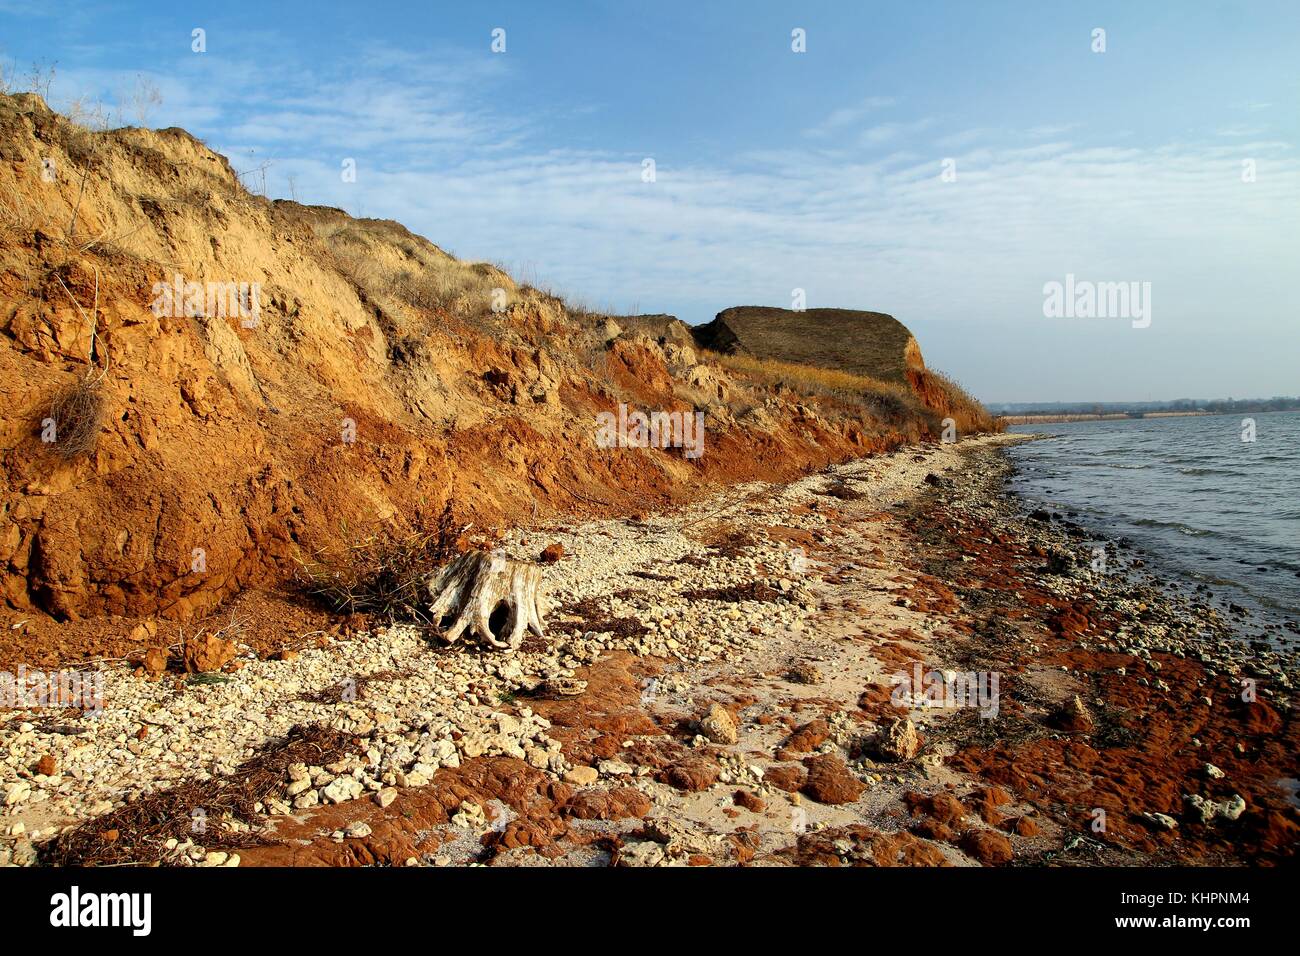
[{"x1": 3, "y1": 0, "x2": 1298, "y2": 402}]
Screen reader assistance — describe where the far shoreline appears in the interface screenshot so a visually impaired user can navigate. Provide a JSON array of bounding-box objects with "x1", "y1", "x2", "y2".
[
  {"x1": 999, "y1": 408, "x2": 1300, "y2": 426},
  {"x1": 1000, "y1": 410, "x2": 1211, "y2": 425}
]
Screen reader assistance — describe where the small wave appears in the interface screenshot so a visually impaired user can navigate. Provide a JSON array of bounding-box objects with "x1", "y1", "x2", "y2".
[
  {"x1": 1071, "y1": 461, "x2": 1151, "y2": 470},
  {"x1": 1175, "y1": 467, "x2": 1247, "y2": 478},
  {"x1": 1131, "y1": 517, "x2": 1214, "y2": 537}
]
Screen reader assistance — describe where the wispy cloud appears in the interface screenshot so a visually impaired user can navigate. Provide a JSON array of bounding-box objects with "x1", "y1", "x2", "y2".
[
  {"x1": 49, "y1": 47, "x2": 1300, "y2": 310},
  {"x1": 858, "y1": 117, "x2": 935, "y2": 145},
  {"x1": 1216, "y1": 124, "x2": 1266, "y2": 138},
  {"x1": 803, "y1": 95, "x2": 897, "y2": 138}
]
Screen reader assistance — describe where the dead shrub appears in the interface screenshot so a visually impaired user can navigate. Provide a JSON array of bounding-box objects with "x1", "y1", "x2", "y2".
[
  {"x1": 296, "y1": 502, "x2": 460, "y2": 625},
  {"x1": 859, "y1": 387, "x2": 914, "y2": 427},
  {"x1": 932, "y1": 371, "x2": 1001, "y2": 433}
]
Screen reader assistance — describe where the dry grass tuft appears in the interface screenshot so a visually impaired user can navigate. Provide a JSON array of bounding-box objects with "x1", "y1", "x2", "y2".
[
  {"x1": 45, "y1": 376, "x2": 106, "y2": 459},
  {"x1": 709, "y1": 351, "x2": 907, "y2": 397},
  {"x1": 393, "y1": 264, "x2": 499, "y2": 318},
  {"x1": 708, "y1": 350, "x2": 923, "y2": 424},
  {"x1": 0, "y1": 190, "x2": 47, "y2": 237},
  {"x1": 709, "y1": 350, "x2": 999, "y2": 436}
]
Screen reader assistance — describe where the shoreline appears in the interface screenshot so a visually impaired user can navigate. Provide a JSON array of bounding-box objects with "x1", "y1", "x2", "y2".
[
  {"x1": 1002, "y1": 422, "x2": 1300, "y2": 650},
  {"x1": 917, "y1": 441, "x2": 1296, "y2": 863},
  {"x1": 2, "y1": 435, "x2": 1295, "y2": 867}
]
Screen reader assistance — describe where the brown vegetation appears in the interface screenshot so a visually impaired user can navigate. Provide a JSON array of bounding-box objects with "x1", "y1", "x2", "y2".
[{"x1": 906, "y1": 367, "x2": 1001, "y2": 435}]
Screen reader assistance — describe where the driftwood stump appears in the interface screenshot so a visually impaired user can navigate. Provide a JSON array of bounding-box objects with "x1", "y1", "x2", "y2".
[{"x1": 426, "y1": 550, "x2": 546, "y2": 651}]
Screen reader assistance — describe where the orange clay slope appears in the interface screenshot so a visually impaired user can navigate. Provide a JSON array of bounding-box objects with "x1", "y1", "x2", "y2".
[{"x1": 0, "y1": 92, "x2": 995, "y2": 625}]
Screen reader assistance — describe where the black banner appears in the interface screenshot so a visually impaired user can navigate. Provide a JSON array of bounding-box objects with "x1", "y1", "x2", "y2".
[{"x1": 0, "y1": 866, "x2": 1279, "y2": 942}]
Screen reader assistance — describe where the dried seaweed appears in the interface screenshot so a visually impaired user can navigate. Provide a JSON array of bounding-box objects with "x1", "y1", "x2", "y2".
[
  {"x1": 295, "y1": 667, "x2": 413, "y2": 704},
  {"x1": 704, "y1": 529, "x2": 759, "y2": 558},
  {"x1": 817, "y1": 481, "x2": 865, "y2": 501},
  {"x1": 552, "y1": 596, "x2": 649, "y2": 640},
  {"x1": 630, "y1": 570, "x2": 677, "y2": 582},
  {"x1": 39, "y1": 724, "x2": 355, "y2": 867},
  {"x1": 681, "y1": 581, "x2": 781, "y2": 604}
]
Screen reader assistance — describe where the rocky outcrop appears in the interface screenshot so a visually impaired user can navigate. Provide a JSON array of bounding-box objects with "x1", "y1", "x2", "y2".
[{"x1": 692, "y1": 305, "x2": 926, "y2": 385}]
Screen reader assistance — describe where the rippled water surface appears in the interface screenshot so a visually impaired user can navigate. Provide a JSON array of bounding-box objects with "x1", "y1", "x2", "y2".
[{"x1": 1006, "y1": 412, "x2": 1300, "y2": 625}]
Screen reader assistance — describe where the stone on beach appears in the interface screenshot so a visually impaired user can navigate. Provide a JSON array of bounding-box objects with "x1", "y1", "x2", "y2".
[
  {"x1": 865, "y1": 717, "x2": 921, "y2": 762},
  {"x1": 699, "y1": 703, "x2": 738, "y2": 745}
]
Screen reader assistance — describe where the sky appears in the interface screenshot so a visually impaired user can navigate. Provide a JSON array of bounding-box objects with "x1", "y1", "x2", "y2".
[{"x1": 2, "y1": 0, "x2": 1298, "y2": 403}]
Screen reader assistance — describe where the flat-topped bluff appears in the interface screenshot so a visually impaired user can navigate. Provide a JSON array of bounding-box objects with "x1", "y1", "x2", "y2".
[
  {"x1": 693, "y1": 306, "x2": 925, "y2": 386},
  {"x1": 0, "y1": 92, "x2": 993, "y2": 624}
]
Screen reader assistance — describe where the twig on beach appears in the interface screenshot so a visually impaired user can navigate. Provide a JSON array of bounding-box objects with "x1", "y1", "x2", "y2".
[{"x1": 677, "y1": 485, "x2": 774, "y2": 532}]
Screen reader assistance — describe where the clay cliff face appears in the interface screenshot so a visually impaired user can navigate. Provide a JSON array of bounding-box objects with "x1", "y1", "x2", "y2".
[{"x1": 0, "y1": 93, "x2": 984, "y2": 623}]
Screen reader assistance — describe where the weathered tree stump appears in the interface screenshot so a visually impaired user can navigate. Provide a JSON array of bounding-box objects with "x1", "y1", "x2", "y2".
[{"x1": 426, "y1": 550, "x2": 546, "y2": 651}]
